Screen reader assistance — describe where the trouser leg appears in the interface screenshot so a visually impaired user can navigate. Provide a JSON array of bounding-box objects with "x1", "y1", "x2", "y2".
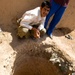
[
  {"x1": 47, "y1": 6, "x2": 66, "y2": 36},
  {"x1": 44, "y1": 0, "x2": 60, "y2": 28},
  {"x1": 17, "y1": 26, "x2": 30, "y2": 38}
]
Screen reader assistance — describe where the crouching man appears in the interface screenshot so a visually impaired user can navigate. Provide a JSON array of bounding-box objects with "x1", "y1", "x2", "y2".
[{"x1": 17, "y1": 1, "x2": 51, "y2": 39}]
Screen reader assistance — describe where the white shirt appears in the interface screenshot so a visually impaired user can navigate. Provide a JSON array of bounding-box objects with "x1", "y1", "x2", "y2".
[{"x1": 20, "y1": 7, "x2": 46, "y2": 30}]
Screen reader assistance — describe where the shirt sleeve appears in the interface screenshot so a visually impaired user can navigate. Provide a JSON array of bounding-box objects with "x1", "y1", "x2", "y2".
[
  {"x1": 38, "y1": 18, "x2": 45, "y2": 30},
  {"x1": 20, "y1": 21, "x2": 33, "y2": 30},
  {"x1": 20, "y1": 14, "x2": 34, "y2": 30},
  {"x1": 38, "y1": 24, "x2": 44, "y2": 30}
]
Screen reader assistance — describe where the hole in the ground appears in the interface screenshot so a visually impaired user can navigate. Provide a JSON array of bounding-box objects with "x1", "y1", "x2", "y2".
[
  {"x1": 13, "y1": 56, "x2": 63, "y2": 75},
  {"x1": 12, "y1": 46, "x2": 63, "y2": 75},
  {"x1": 57, "y1": 27, "x2": 72, "y2": 35},
  {"x1": 12, "y1": 43, "x2": 73, "y2": 75}
]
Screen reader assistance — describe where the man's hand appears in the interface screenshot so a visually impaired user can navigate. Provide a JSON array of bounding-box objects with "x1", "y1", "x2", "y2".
[{"x1": 31, "y1": 28, "x2": 40, "y2": 38}]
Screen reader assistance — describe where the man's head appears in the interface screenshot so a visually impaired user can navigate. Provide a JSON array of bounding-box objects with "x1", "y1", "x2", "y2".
[{"x1": 40, "y1": 1, "x2": 51, "y2": 17}]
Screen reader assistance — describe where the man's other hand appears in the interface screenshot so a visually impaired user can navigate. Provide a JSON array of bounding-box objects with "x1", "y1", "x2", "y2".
[{"x1": 32, "y1": 28, "x2": 40, "y2": 38}]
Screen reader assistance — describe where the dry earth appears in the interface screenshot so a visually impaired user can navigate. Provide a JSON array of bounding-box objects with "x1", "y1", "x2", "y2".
[{"x1": 0, "y1": 27, "x2": 75, "y2": 75}]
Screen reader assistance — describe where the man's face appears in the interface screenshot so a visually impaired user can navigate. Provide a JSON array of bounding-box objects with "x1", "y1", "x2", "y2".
[{"x1": 41, "y1": 6, "x2": 50, "y2": 17}]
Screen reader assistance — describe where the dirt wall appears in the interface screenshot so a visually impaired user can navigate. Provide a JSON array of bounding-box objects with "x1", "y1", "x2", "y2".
[
  {"x1": 56, "y1": 0, "x2": 75, "y2": 30},
  {"x1": 0, "y1": 0, "x2": 44, "y2": 31},
  {"x1": 0, "y1": 0, "x2": 75, "y2": 31}
]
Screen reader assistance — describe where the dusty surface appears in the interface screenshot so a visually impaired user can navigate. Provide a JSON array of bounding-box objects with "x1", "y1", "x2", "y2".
[{"x1": 0, "y1": 28, "x2": 75, "y2": 75}]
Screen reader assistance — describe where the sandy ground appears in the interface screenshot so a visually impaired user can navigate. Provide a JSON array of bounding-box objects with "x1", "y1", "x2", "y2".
[{"x1": 0, "y1": 27, "x2": 75, "y2": 75}]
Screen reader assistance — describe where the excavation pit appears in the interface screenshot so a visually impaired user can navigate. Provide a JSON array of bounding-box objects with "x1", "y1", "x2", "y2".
[{"x1": 12, "y1": 46, "x2": 63, "y2": 75}]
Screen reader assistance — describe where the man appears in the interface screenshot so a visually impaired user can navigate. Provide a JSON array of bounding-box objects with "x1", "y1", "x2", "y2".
[
  {"x1": 44, "y1": 0, "x2": 70, "y2": 39},
  {"x1": 17, "y1": 1, "x2": 51, "y2": 39}
]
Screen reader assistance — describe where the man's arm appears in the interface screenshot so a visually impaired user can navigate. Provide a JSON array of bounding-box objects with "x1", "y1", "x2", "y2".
[
  {"x1": 20, "y1": 14, "x2": 34, "y2": 30},
  {"x1": 20, "y1": 20, "x2": 33, "y2": 30},
  {"x1": 38, "y1": 18, "x2": 45, "y2": 30}
]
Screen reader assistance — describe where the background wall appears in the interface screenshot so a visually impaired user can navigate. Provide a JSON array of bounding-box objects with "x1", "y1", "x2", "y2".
[
  {"x1": 0, "y1": 0, "x2": 44, "y2": 31},
  {"x1": 0, "y1": 0, "x2": 75, "y2": 31},
  {"x1": 56, "y1": 0, "x2": 75, "y2": 30}
]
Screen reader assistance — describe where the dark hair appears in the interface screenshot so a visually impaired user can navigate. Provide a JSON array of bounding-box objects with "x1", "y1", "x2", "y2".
[{"x1": 41, "y1": 1, "x2": 51, "y2": 9}]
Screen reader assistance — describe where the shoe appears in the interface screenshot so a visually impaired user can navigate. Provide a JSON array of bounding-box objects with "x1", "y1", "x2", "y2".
[
  {"x1": 46, "y1": 30, "x2": 53, "y2": 39},
  {"x1": 49, "y1": 35, "x2": 53, "y2": 39}
]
